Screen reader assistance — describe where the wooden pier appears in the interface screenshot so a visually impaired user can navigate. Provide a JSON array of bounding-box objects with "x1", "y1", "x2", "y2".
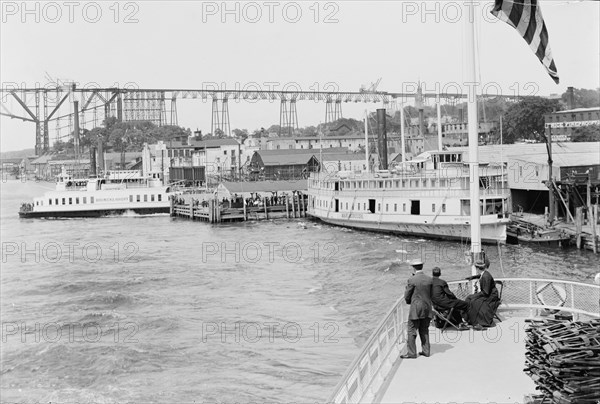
[
  {"x1": 170, "y1": 193, "x2": 309, "y2": 223},
  {"x1": 510, "y1": 208, "x2": 599, "y2": 253}
]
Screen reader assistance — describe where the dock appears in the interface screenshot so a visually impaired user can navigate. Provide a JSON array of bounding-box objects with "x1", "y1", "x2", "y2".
[
  {"x1": 170, "y1": 192, "x2": 309, "y2": 223},
  {"x1": 511, "y1": 209, "x2": 599, "y2": 253}
]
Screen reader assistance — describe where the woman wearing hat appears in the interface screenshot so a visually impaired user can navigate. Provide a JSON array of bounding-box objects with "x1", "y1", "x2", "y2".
[{"x1": 464, "y1": 258, "x2": 500, "y2": 329}]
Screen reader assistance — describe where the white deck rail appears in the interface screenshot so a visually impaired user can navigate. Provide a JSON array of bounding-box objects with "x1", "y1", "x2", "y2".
[{"x1": 327, "y1": 278, "x2": 600, "y2": 404}]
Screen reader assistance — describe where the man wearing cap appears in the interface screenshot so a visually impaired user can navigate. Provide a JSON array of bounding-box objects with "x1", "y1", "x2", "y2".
[
  {"x1": 465, "y1": 258, "x2": 500, "y2": 328},
  {"x1": 401, "y1": 259, "x2": 433, "y2": 359}
]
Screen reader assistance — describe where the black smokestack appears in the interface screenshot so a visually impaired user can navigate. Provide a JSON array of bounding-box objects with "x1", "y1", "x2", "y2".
[
  {"x1": 377, "y1": 109, "x2": 388, "y2": 170},
  {"x1": 97, "y1": 138, "x2": 104, "y2": 173},
  {"x1": 90, "y1": 147, "x2": 97, "y2": 176},
  {"x1": 419, "y1": 108, "x2": 425, "y2": 137},
  {"x1": 567, "y1": 87, "x2": 575, "y2": 109}
]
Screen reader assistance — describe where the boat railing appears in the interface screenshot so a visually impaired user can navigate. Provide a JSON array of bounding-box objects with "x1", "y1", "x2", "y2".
[{"x1": 327, "y1": 278, "x2": 599, "y2": 404}]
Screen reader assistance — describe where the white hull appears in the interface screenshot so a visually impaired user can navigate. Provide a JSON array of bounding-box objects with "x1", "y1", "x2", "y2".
[{"x1": 312, "y1": 214, "x2": 507, "y2": 243}]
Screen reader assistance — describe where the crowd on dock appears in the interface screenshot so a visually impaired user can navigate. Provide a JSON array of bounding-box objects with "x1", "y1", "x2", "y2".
[{"x1": 173, "y1": 191, "x2": 305, "y2": 210}]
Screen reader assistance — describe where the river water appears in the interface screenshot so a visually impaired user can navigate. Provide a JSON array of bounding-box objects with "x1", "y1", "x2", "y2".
[{"x1": 1, "y1": 179, "x2": 598, "y2": 403}]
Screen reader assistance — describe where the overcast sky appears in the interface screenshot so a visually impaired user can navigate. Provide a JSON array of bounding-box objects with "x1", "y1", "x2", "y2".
[{"x1": 1, "y1": 0, "x2": 599, "y2": 152}]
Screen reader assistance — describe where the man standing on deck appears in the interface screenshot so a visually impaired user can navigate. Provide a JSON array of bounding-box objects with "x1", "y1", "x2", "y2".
[{"x1": 401, "y1": 259, "x2": 433, "y2": 359}]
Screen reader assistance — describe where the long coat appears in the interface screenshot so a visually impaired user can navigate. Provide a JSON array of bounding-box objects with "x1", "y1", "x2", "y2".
[
  {"x1": 404, "y1": 271, "x2": 433, "y2": 320},
  {"x1": 465, "y1": 270, "x2": 500, "y2": 327}
]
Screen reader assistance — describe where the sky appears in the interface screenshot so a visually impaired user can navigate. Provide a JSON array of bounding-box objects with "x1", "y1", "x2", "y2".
[{"x1": 1, "y1": 0, "x2": 599, "y2": 152}]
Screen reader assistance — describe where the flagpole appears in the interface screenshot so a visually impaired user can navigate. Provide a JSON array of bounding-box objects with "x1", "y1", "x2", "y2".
[
  {"x1": 364, "y1": 110, "x2": 369, "y2": 173},
  {"x1": 400, "y1": 103, "x2": 406, "y2": 163},
  {"x1": 467, "y1": 0, "x2": 481, "y2": 277}
]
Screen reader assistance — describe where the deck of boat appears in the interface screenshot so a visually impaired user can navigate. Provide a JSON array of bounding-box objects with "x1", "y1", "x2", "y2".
[{"x1": 378, "y1": 312, "x2": 537, "y2": 404}]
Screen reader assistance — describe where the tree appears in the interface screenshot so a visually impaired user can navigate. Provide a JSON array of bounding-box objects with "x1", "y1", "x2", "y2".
[
  {"x1": 571, "y1": 124, "x2": 600, "y2": 142},
  {"x1": 561, "y1": 88, "x2": 600, "y2": 109},
  {"x1": 501, "y1": 97, "x2": 562, "y2": 143}
]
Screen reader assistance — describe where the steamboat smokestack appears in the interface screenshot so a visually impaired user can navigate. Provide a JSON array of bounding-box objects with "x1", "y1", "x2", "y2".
[
  {"x1": 418, "y1": 108, "x2": 425, "y2": 137},
  {"x1": 90, "y1": 147, "x2": 97, "y2": 176},
  {"x1": 377, "y1": 109, "x2": 388, "y2": 170},
  {"x1": 567, "y1": 86, "x2": 575, "y2": 109}
]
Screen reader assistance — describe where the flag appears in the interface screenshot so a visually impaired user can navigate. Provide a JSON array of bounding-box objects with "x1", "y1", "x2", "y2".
[{"x1": 491, "y1": 0, "x2": 559, "y2": 84}]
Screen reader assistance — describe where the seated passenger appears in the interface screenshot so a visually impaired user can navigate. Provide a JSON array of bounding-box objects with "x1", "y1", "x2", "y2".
[
  {"x1": 464, "y1": 258, "x2": 501, "y2": 329},
  {"x1": 431, "y1": 267, "x2": 469, "y2": 327}
]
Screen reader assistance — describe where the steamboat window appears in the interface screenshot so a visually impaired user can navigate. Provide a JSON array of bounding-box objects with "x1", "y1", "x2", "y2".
[
  {"x1": 442, "y1": 204, "x2": 446, "y2": 213},
  {"x1": 55, "y1": 198, "x2": 58, "y2": 205},
  {"x1": 151, "y1": 194, "x2": 155, "y2": 202},
  {"x1": 368, "y1": 199, "x2": 376, "y2": 214},
  {"x1": 386, "y1": 204, "x2": 389, "y2": 212},
  {"x1": 432, "y1": 204, "x2": 436, "y2": 212},
  {"x1": 83, "y1": 197, "x2": 86, "y2": 204},
  {"x1": 385, "y1": 181, "x2": 391, "y2": 188},
  {"x1": 144, "y1": 195, "x2": 148, "y2": 202},
  {"x1": 137, "y1": 195, "x2": 141, "y2": 202},
  {"x1": 394, "y1": 181, "x2": 400, "y2": 188},
  {"x1": 76, "y1": 198, "x2": 79, "y2": 204},
  {"x1": 129, "y1": 195, "x2": 133, "y2": 202},
  {"x1": 158, "y1": 194, "x2": 162, "y2": 202},
  {"x1": 394, "y1": 203, "x2": 397, "y2": 212},
  {"x1": 49, "y1": 199, "x2": 52, "y2": 205},
  {"x1": 403, "y1": 203, "x2": 406, "y2": 212},
  {"x1": 36, "y1": 201, "x2": 39, "y2": 206},
  {"x1": 378, "y1": 181, "x2": 383, "y2": 189},
  {"x1": 69, "y1": 198, "x2": 72, "y2": 205},
  {"x1": 364, "y1": 203, "x2": 366, "y2": 210},
  {"x1": 91, "y1": 197, "x2": 94, "y2": 204},
  {"x1": 440, "y1": 179, "x2": 446, "y2": 187},
  {"x1": 411, "y1": 200, "x2": 420, "y2": 215},
  {"x1": 377, "y1": 203, "x2": 381, "y2": 212},
  {"x1": 345, "y1": 203, "x2": 348, "y2": 210},
  {"x1": 62, "y1": 198, "x2": 65, "y2": 205}
]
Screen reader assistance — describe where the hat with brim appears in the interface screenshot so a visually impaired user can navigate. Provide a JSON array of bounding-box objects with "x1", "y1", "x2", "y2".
[
  {"x1": 474, "y1": 258, "x2": 486, "y2": 268},
  {"x1": 410, "y1": 259, "x2": 424, "y2": 267}
]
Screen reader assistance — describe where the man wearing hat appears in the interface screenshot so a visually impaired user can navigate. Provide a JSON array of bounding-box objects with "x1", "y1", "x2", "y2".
[{"x1": 401, "y1": 259, "x2": 434, "y2": 359}]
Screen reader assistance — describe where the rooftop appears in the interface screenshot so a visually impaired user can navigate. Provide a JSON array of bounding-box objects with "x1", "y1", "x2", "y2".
[
  {"x1": 549, "y1": 107, "x2": 600, "y2": 114},
  {"x1": 448, "y1": 142, "x2": 600, "y2": 166},
  {"x1": 219, "y1": 180, "x2": 307, "y2": 193}
]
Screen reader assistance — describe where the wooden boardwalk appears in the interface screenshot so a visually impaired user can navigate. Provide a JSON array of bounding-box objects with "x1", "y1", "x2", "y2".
[{"x1": 170, "y1": 193, "x2": 309, "y2": 223}]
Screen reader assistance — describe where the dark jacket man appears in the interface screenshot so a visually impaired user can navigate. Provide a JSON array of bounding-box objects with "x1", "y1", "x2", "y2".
[
  {"x1": 431, "y1": 267, "x2": 469, "y2": 326},
  {"x1": 402, "y1": 260, "x2": 433, "y2": 358}
]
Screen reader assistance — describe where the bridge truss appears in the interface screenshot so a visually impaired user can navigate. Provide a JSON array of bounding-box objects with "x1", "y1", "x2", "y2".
[{"x1": 0, "y1": 85, "x2": 518, "y2": 155}]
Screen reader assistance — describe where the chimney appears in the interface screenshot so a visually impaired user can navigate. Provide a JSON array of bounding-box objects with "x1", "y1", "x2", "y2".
[
  {"x1": 377, "y1": 109, "x2": 388, "y2": 170},
  {"x1": 567, "y1": 86, "x2": 575, "y2": 110},
  {"x1": 418, "y1": 108, "x2": 425, "y2": 137}
]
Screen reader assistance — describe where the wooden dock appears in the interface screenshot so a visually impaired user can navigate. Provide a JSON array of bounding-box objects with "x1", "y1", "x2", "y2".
[
  {"x1": 511, "y1": 207, "x2": 599, "y2": 253},
  {"x1": 170, "y1": 193, "x2": 309, "y2": 223}
]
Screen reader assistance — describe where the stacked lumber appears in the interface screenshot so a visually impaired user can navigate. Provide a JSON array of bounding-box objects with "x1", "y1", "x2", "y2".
[{"x1": 524, "y1": 318, "x2": 600, "y2": 403}]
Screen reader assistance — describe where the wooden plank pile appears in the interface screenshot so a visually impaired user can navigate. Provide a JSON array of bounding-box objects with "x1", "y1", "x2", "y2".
[{"x1": 524, "y1": 318, "x2": 600, "y2": 403}]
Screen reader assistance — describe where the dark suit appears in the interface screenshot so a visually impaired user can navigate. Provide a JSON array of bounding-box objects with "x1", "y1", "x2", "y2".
[
  {"x1": 432, "y1": 277, "x2": 469, "y2": 311},
  {"x1": 404, "y1": 271, "x2": 433, "y2": 357},
  {"x1": 432, "y1": 277, "x2": 469, "y2": 324}
]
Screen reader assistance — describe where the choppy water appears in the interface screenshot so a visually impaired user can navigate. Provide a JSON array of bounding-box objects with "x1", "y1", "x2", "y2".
[{"x1": 1, "y1": 179, "x2": 598, "y2": 403}]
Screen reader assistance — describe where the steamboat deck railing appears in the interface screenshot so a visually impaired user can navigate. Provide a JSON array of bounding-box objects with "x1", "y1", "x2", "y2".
[{"x1": 327, "y1": 278, "x2": 600, "y2": 404}]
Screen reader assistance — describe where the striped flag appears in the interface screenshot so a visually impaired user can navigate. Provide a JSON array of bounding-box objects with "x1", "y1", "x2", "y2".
[{"x1": 491, "y1": 0, "x2": 559, "y2": 84}]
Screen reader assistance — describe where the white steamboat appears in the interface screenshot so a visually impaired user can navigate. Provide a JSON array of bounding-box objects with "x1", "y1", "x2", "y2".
[{"x1": 307, "y1": 150, "x2": 510, "y2": 243}]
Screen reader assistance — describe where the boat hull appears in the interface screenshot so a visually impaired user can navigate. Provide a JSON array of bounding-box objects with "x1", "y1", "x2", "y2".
[
  {"x1": 312, "y1": 215, "x2": 507, "y2": 244},
  {"x1": 19, "y1": 207, "x2": 169, "y2": 218}
]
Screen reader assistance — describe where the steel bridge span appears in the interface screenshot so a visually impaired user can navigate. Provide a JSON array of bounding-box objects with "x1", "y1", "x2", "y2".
[{"x1": 0, "y1": 85, "x2": 514, "y2": 155}]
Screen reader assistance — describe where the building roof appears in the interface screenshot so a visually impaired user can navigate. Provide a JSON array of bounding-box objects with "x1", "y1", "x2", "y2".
[
  {"x1": 189, "y1": 138, "x2": 240, "y2": 148},
  {"x1": 218, "y1": 180, "x2": 308, "y2": 194},
  {"x1": 30, "y1": 154, "x2": 56, "y2": 164},
  {"x1": 449, "y1": 142, "x2": 600, "y2": 167},
  {"x1": 0, "y1": 158, "x2": 24, "y2": 165},
  {"x1": 321, "y1": 153, "x2": 366, "y2": 161},
  {"x1": 259, "y1": 153, "x2": 317, "y2": 166},
  {"x1": 551, "y1": 107, "x2": 600, "y2": 114},
  {"x1": 259, "y1": 147, "x2": 349, "y2": 155}
]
